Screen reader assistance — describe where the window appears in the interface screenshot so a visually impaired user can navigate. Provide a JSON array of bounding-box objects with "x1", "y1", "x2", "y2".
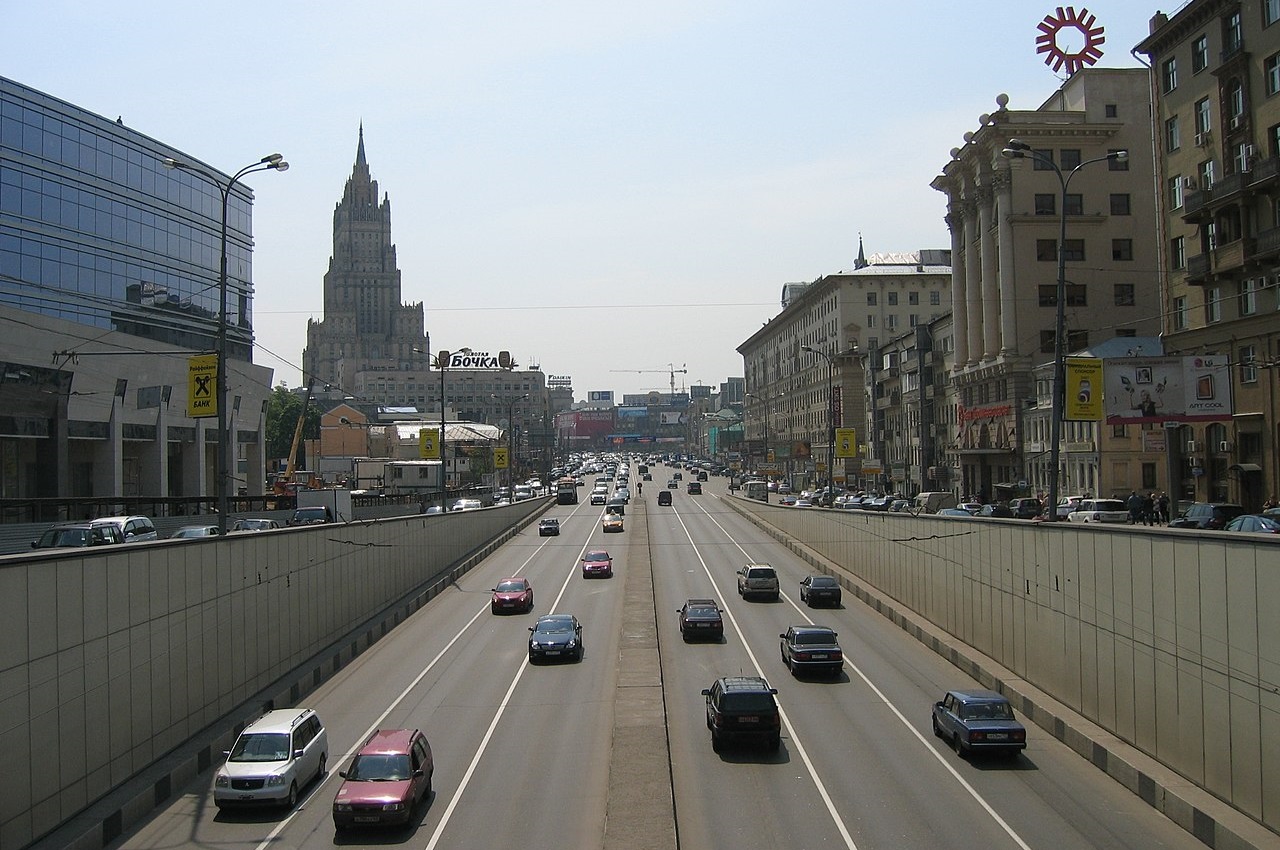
[
  {"x1": 886, "y1": 314, "x2": 898, "y2": 330},
  {"x1": 1109, "y1": 149, "x2": 1129, "y2": 170},
  {"x1": 1114, "y1": 284, "x2": 1135, "y2": 306},
  {"x1": 1240, "y1": 345, "x2": 1258, "y2": 382},
  {"x1": 1239, "y1": 278, "x2": 1257, "y2": 315},
  {"x1": 1110, "y1": 193, "x2": 1131, "y2": 215},
  {"x1": 1113, "y1": 423, "x2": 1128, "y2": 438},
  {"x1": 1271, "y1": 124, "x2": 1280, "y2": 159},
  {"x1": 1224, "y1": 10, "x2": 1242, "y2": 55},
  {"x1": 1112, "y1": 239, "x2": 1134, "y2": 261},
  {"x1": 1039, "y1": 285, "x2": 1087, "y2": 306},
  {"x1": 887, "y1": 292, "x2": 898, "y2": 306},
  {"x1": 1166, "y1": 116, "x2": 1181, "y2": 151},
  {"x1": 1060, "y1": 149, "x2": 1082, "y2": 170},
  {"x1": 1268, "y1": 54, "x2": 1280, "y2": 95},
  {"x1": 1162, "y1": 57, "x2": 1178, "y2": 92},
  {"x1": 929, "y1": 291, "x2": 940, "y2": 306},
  {"x1": 1064, "y1": 193, "x2": 1083, "y2": 215},
  {"x1": 1035, "y1": 193, "x2": 1056, "y2": 215},
  {"x1": 1105, "y1": 104, "x2": 1118, "y2": 118},
  {"x1": 1269, "y1": 0, "x2": 1280, "y2": 26},
  {"x1": 1169, "y1": 175, "x2": 1184, "y2": 209},
  {"x1": 867, "y1": 314, "x2": 877, "y2": 328},
  {"x1": 1206, "y1": 286, "x2": 1222, "y2": 322},
  {"x1": 909, "y1": 314, "x2": 920, "y2": 327},
  {"x1": 1036, "y1": 239, "x2": 1057, "y2": 261},
  {"x1": 1033, "y1": 149, "x2": 1055, "y2": 170},
  {"x1": 1171, "y1": 235, "x2": 1186, "y2": 269},
  {"x1": 1233, "y1": 141, "x2": 1251, "y2": 172},
  {"x1": 1063, "y1": 239, "x2": 1085, "y2": 261},
  {"x1": 1228, "y1": 79, "x2": 1245, "y2": 125},
  {"x1": 1194, "y1": 98, "x2": 1212, "y2": 135},
  {"x1": 1200, "y1": 159, "x2": 1216, "y2": 187},
  {"x1": 1040, "y1": 329, "x2": 1088, "y2": 353},
  {"x1": 1173, "y1": 295, "x2": 1188, "y2": 329},
  {"x1": 1193, "y1": 34, "x2": 1209, "y2": 72},
  {"x1": 866, "y1": 292, "x2": 877, "y2": 306},
  {"x1": 908, "y1": 291, "x2": 919, "y2": 305}
]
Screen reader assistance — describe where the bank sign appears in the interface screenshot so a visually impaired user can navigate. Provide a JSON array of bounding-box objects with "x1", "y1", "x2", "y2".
[{"x1": 447, "y1": 350, "x2": 513, "y2": 370}]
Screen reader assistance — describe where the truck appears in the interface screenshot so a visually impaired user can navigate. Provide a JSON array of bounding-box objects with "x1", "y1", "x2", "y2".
[
  {"x1": 556, "y1": 477, "x2": 579, "y2": 505},
  {"x1": 913, "y1": 491, "x2": 958, "y2": 513},
  {"x1": 291, "y1": 488, "x2": 353, "y2": 524}
]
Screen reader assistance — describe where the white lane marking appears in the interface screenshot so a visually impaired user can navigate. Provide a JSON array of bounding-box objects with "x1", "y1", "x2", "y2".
[
  {"x1": 670, "y1": 506, "x2": 860, "y2": 850},
  {"x1": 686, "y1": 496, "x2": 1034, "y2": 850},
  {"x1": 251, "y1": 502, "x2": 591, "y2": 850}
]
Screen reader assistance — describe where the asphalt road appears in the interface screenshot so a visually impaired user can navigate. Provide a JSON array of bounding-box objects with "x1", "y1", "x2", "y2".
[{"x1": 110, "y1": 469, "x2": 1210, "y2": 850}]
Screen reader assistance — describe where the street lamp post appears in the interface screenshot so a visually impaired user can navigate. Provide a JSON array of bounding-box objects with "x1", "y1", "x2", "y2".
[
  {"x1": 492, "y1": 393, "x2": 529, "y2": 492},
  {"x1": 163, "y1": 153, "x2": 288, "y2": 535},
  {"x1": 1001, "y1": 139, "x2": 1127, "y2": 521},
  {"x1": 802, "y1": 345, "x2": 856, "y2": 502},
  {"x1": 416, "y1": 347, "x2": 471, "y2": 509}
]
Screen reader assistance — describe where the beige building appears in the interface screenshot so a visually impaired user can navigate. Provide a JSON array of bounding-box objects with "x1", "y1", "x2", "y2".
[
  {"x1": 1137, "y1": 3, "x2": 1280, "y2": 508},
  {"x1": 738, "y1": 246, "x2": 951, "y2": 486},
  {"x1": 931, "y1": 69, "x2": 1161, "y2": 501}
]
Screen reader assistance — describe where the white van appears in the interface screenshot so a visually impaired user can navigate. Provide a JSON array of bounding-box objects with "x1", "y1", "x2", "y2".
[{"x1": 913, "y1": 491, "x2": 958, "y2": 513}]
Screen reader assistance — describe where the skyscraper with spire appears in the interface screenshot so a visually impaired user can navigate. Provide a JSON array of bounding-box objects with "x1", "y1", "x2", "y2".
[{"x1": 303, "y1": 127, "x2": 429, "y2": 392}]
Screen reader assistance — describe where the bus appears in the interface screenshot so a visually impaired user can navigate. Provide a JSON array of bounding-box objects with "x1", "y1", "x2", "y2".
[
  {"x1": 555, "y1": 477, "x2": 579, "y2": 505},
  {"x1": 743, "y1": 480, "x2": 769, "y2": 502}
]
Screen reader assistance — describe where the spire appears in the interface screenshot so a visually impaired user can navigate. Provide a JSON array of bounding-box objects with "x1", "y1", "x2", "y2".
[
  {"x1": 855, "y1": 233, "x2": 867, "y2": 269},
  {"x1": 356, "y1": 123, "x2": 366, "y2": 167}
]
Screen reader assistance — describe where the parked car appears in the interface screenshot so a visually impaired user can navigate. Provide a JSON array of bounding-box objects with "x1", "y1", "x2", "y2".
[
  {"x1": 449, "y1": 499, "x2": 483, "y2": 512},
  {"x1": 977, "y1": 502, "x2": 1014, "y2": 518},
  {"x1": 779, "y1": 625, "x2": 844, "y2": 677},
  {"x1": 91, "y1": 514, "x2": 158, "y2": 542},
  {"x1": 527, "y1": 613, "x2": 583, "y2": 662},
  {"x1": 736, "y1": 563, "x2": 780, "y2": 600},
  {"x1": 677, "y1": 598, "x2": 724, "y2": 641},
  {"x1": 701, "y1": 676, "x2": 781, "y2": 752},
  {"x1": 213, "y1": 708, "x2": 328, "y2": 809},
  {"x1": 1055, "y1": 495, "x2": 1089, "y2": 519},
  {"x1": 799, "y1": 574, "x2": 841, "y2": 607},
  {"x1": 888, "y1": 499, "x2": 911, "y2": 513},
  {"x1": 1169, "y1": 502, "x2": 1247, "y2": 530},
  {"x1": 657, "y1": 490, "x2": 673, "y2": 506},
  {"x1": 538, "y1": 518, "x2": 560, "y2": 536},
  {"x1": 491, "y1": 577, "x2": 534, "y2": 613},
  {"x1": 231, "y1": 518, "x2": 281, "y2": 532},
  {"x1": 31, "y1": 521, "x2": 124, "y2": 549},
  {"x1": 332, "y1": 728, "x2": 433, "y2": 830},
  {"x1": 937, "y1": 508, "x2": 976, "y2": 518},
  {"x1": 170, "y1": 525, "x2": 222, "y2": 539},
  {"x1": 931, "y1": 689, "x2": 1026, "y2": 758},
  {"x1": 1009, "y1": 498, "x2": 1043, "y2": 519},
  {"x1": 1067, "y1": 498, "x2": 1129, "y2": 523},
  {"x1": 1223, "y1": 514, "x2": 1280, "y2": 533},
  {"x1": 290, "y1": 505, "x2": 335, "y2": 524},
  {"x1": 582, "y1": 549, "x2": 614, "y2": 577}
]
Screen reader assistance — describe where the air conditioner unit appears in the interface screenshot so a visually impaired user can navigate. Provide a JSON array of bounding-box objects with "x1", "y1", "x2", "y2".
[
  {"x1": 1196, "y1": 131, "x2": 1212, "y2": 146},
  {"x1": 1182, "y1": 176, "x2": 1197, "y2": 189},
  {"x1": 1229, "y1": 115, "x2": 1243, "y2": 130},
  {"x1": 1219, "y1": 440, "x2": 1233, "y2": 452},
  {"x1": 1186, "y1": 440, "x2": 1200, "y2": 452}
]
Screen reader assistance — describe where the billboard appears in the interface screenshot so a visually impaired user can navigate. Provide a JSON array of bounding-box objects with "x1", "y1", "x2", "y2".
[
  {"x1": 617, "y1": 406, "x2": 647, "y2": 418},
  {"x1": 446, "y1": 350, "x2": 513, "y2": 369},
  {"x1": 659, "y1": 411, "x2": 687, "y2": 425},
  {"x1": 1103, "y1": 356, "x2": 1233, "y2": 424},
  {"x1": 588, "y1": 390, "x2": 614, "y2": 404},
  {"x1": 1064, "y1": 357, "x2": 1103, "y2": 421},
  {"x1": 835, "y1": 428, "x2": 857, "y2": 458}
]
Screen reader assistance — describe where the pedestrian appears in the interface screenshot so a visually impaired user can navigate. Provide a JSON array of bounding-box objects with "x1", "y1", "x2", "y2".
[
  {"x1": 1141, "y1": 492, "x2": 1155, "y2": 526},
  {"x1": 1127, "y1": 490, "x2": 1142, "y2": 524},
  {"x1": 1157, "y1": 492, "x2": 1170, "y2": 524}
]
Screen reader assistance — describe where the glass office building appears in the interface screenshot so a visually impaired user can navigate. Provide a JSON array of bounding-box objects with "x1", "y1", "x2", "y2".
[{"x1": 0, "y1": 76, "x2": 271, "y2": 503}]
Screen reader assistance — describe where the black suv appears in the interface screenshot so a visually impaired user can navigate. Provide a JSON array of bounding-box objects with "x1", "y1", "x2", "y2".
[
  {"x1": 677, "y1": 598, "x2": 723, "y2": 641},
  {"x1": 701, "y1": 676, "x2": 781, "y2": 752},
  {"x1": 1169, "y1": 502, "x2": 1246, "y2": 530}
]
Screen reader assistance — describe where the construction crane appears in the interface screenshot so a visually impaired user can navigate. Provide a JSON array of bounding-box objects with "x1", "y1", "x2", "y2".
[{"x1": 611, "y1": 363, "x2": 688, "y2": 396}]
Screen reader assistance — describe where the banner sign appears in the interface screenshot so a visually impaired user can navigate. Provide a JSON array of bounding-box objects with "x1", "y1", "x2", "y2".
[
  {"x1": 618, "y1": 406, "x2": 647, "y2": 418},
  {"x1": 1103, "y1": 356, "x2": 1233, "y2": 424},
  {"x1": 659, "y1": 412, "x2": 687, "y2": 425},
  {"x1": 588, "y1": 390, "x2": 614, "y2": 404},
  {"x1": 1064, "y1": 357, "x2": 1103, "y2": 421},
  {"x1": 187, "y1": 354, "x2": 217, "y2": 418},
  {"x1": 447, "y1": 350, "x2": 513, "y2": 370},
  {"x1": 493, "y1": 447, "x2": 509, "y2": 469},
  {"x1": 419, "y1": 429, "x2": 440, "y2": 459},
  {"x1": 835, "y1": 428, "x2": 858, "y2": 458}
]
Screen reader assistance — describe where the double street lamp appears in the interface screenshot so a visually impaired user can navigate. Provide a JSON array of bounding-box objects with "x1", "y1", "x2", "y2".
[
  {"x1": 491, "y1": 393, "x2": 529, "y2": 491},
  {"x1": 1001, "y1": 139, "x2": 1127, "y2": 521},
  {"x1": 163, "y1": 153, "x2": 289, "y2": 535}
]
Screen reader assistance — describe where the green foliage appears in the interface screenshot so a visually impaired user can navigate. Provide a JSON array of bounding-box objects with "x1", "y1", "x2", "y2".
[{"x1": 265, "y1": 385, "x2": 321, "y2": 466}]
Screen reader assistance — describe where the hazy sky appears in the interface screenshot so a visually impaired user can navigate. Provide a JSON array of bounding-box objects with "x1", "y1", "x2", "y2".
[{"x1": 9, "y1": 1, "x2": 1158, "y2": 401}]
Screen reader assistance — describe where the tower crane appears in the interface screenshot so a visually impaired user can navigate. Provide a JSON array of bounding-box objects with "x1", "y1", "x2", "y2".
[{"x1": 610, "y1": 363, "x2": 688, "y2": 396}]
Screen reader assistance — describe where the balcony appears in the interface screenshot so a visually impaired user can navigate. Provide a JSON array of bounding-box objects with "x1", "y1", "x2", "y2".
[
  {"x1": 1184, "y1": 238, "x2": 1251, "y2": 286},
  {"x1": 1254, "y1": 225, "x2": 1280, "y2": 261},
  {"x1": 1182, "y1": 170, "x2": 1250, "y2": 224},
  {"x1": 1185, "y1": 253, "x2": 1209, "y2": 284}
]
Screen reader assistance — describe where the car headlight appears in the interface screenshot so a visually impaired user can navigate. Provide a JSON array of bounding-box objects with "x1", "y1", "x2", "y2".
[
  {"x1": 530, "y1": 641, "x2": 540, "y2": 648},
  {"x1": 334, "y1": 803, "x2": 352, "y2": 812},
  {"x1": 266, "y1": 774, "x2": 286, "y2": 787},
  {"x1": 383, "y1": 802, "x2": 406, "y2": 811},
  {"x1": 566, "y1": 639, "x2": 577, "y2": 648},
  {"x1": 214, "y1": 774, "x2": 229, "y2": 788}
]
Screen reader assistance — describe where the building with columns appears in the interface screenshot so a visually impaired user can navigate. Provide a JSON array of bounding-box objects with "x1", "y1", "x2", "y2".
[{"x1": 931, "y1": 69, "x2": 1160, "y2": 501}]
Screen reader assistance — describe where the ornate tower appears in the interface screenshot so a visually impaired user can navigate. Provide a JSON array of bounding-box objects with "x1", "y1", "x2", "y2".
[{"x1": 303, "y1": 127, "x2": 429, "y2": 390}]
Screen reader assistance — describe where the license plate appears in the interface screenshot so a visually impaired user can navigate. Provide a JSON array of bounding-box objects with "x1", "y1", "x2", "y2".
[
  {"x1": 986, "y1": 733, "x2": 1008, "y2": 740},
  {"x1": 545, "y1": 650, "x2": 560, "y2": 655},
  {"x1": 355, "y1": 816, "x2": 380, "y2": 823},
  {"x1": 239, "y1": 794, "x2": 255, "y2": 799},
  {"x1": 810, "y1": 653, "x2": 828, "y2": 659},
  {"x1": 739, "y1": 716, "x2": 759, "y2": 723},
  {"x1": 696, "y1": 623, "x2": 710, "y2": 628}
]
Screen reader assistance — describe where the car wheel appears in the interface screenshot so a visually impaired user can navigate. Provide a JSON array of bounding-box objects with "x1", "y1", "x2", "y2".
[
  {"x1": 931, "y1": 717, "x2": 943, "y2": 738},
  {"x1": 285, "y1": 781, "x2": 298, "y2": 809},
  {"x1": 711, "y1": 731, "x2": 722, "y2": 752},
  {"x1": 425, "y1": 769, "x2": 433, "y2": 797},
  {"x1": 575, "y1": 646, "x2": 584, "y2": 662},
  {"x1": 528, "y1": 652, "x2": 537, "y2": 664},
  {"x1": 954, "y1": 734, "x2": 968, "y2": 759},
  {"x1": 318, "y1": 753, "x2": 327, "y2": 779}
]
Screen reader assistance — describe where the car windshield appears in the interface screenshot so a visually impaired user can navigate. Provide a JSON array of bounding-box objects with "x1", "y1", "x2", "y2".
[
  {"x1": 347, "y1": 753, "x2": 412, "y2": 781},
  {"x1": 495, "y1": 580, "x2": 526, "y2": 593},
  {"x1": 40, "y1": 528, "x2": 89, "y2": 547},
  {"x1": 229, "y1": 732, "x2": 291, "y2": 762},
  {"x1": 585, "y1": 552, "x2": 609, "y2": 562},
  {"x1": 961, "y1": 702, "x2": 1014, "y2": 721},
  {"x1": 536, "y1": 618, "x2": 574, "y2": 633},
  {"x1": 793, "y1": 631, "x2": 837, "y2": 645}
]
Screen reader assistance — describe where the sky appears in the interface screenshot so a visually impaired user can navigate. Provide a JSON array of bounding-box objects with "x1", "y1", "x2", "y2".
[{"x1": 8, "y1": 1, "x2": 1164, "y2": 401}]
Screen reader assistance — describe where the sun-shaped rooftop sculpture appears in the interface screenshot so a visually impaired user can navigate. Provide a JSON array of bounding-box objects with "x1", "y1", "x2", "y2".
[{"x1": 1036, "y1": 7, "x2": 1106, "y2": 75}]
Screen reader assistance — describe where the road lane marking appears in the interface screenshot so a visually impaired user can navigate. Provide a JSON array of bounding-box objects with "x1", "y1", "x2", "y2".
[{"x1": 685, "y1": 496, "x2": 1035, "y2": 850}]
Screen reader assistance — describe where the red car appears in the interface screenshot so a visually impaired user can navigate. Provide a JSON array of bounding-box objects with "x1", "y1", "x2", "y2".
[
  {"x1": 581, "y1": 549, "x2": 613, "y2": 578},
  {"x1": 491, "y1": 577, "x2": 534, "y2": 613},
  {"x1": 333, "y1": 729, "x2": 433, "y2": 829}
]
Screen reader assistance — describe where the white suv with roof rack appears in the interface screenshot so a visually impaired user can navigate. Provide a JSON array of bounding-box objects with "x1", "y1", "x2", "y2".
[{"x1": 213, "y1": 708, "x2": 328, "y2": 809}]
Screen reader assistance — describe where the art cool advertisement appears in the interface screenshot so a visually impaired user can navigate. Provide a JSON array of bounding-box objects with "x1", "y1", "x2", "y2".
[{"x1": 1103, "y1": 356, "x2": 1233, "y2": 424}]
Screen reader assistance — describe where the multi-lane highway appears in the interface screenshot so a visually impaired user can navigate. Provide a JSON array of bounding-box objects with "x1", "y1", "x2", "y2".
[{"x1": 112, "y1": 469, "x2": 1207, "y2": 850}]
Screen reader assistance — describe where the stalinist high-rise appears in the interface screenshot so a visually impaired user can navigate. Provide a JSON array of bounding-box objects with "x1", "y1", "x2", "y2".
[{"x1": 303, "y1": 128, "x2": 430, "y2": 393}]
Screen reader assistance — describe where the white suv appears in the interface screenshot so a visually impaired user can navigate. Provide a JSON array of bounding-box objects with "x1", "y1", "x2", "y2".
[
  {"x1": 213, "y1": 708, "x2": 328, "y2": 809},
  {"x1": 736, "y1": 563, "x2": 780, "y2": 601},
  {"x1": 91, "y1": 515, "x2": 158, "y2": 542}
]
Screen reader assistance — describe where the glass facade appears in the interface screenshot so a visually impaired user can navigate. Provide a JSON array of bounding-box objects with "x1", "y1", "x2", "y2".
[{"x1": 0, "y1": 76, "x2": 256, "y2": 360}]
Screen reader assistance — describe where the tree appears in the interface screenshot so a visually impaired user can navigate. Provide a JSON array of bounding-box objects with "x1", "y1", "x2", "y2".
[{"x1": 265, "y1": 385, "x2": 321, "y2": 470}]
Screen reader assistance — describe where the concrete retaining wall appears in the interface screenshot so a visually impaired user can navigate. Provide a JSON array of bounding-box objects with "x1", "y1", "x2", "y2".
[
  {"x1": 0, "y1": 499, "x2": 546, "y2": 849},
  {"x1": 724, "y1": 499, "x2": 1280, "y2": 835}
]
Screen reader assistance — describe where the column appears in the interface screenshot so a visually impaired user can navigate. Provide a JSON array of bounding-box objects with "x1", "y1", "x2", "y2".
[
  {"x1": 978, "y1": 183, "x2": 999, "y2": 361},
  {"x1": 963, "y1": 195, "x2": 983, "y2": 367},
  {"x1": 994, "y1": 168, "x2": 1017, "y2": 356},
  {"x1": 946, "y1": 208, "x2": 969, "y2": 368}
]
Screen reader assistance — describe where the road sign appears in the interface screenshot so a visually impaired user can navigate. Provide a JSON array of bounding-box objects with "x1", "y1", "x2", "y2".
[
  {"x1": 494, "y1": 447, "x2": 509, "y2": 469},
  {"x1": 419, "y1": 430, "x2": 440, "y2": 459},
  {"x1": 187, "y1": 354, "x2": 217, "y2": 418}
]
